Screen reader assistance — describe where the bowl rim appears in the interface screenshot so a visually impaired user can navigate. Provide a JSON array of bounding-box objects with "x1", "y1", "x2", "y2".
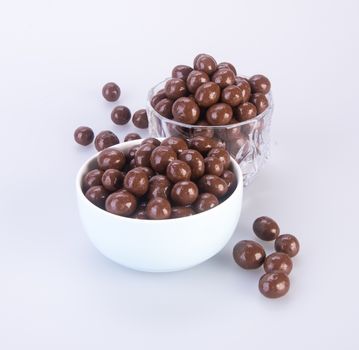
[
  {"x1": 76, "y1": 138, "x2": 243, "y2": 223},
  {"x1": 146, "y1": 78, "x2": 273, "y2": 129}
]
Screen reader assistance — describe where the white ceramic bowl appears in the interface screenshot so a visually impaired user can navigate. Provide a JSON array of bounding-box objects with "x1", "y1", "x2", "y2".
[{"x1": 76, "y1": 139, "x2": 243, "y2": 272}]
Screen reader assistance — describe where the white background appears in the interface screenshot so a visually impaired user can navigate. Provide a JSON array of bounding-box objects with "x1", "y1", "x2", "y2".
[{"x1": 1, "y1": 0, "x2": 359, "y2": 349}]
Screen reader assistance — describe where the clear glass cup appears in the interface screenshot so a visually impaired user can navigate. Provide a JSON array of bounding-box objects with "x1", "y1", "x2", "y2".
[{"x1": 146, "y1": 79, "x2": 273, "y2": 186}]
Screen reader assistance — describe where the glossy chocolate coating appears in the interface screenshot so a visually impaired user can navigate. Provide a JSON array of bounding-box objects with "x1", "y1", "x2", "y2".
[
  {"x1": 194, "y1": 54, "x2": 217, "y2": 76},
  {"x1": 249, "y1": 74, "x2": 271, "y2": 94},
  {"x1": 235, "y1": 79, "x2": 251, "y2": 102},
  {"x1": 221, "y1": 85, "x2": 242, "y2": 107},
  {"x1": 264, "y1": 252, "x2": 293, "y2": 275},
  {"x1": 171, "y1": 206, "x2": 195, "y2": 218},
  {"x1": 111, "y1": 105, "x2": 131, "y2": 125},
  {"x1": 134, "y1": 143, "x2": 156, "y2": 167},
  {"x1": 166, "y1": 160, "x2": 192, "y2": 183},
  {"x1": 150, "y1": 89, "x2": 166, "y2": 108},
  {"x1": 94, "y1": 130, "x2": 119, "y2": 151},
  {"x1": 275, "y1": 234, "x2": 300, "y2": 257},
  {"x1": 85, "y1": 185, "x2": 109, "y2": 209},
  {"x1": 221, "y1": 170, "x2": 237, "y2": 193},
  {"x1": 101, "y1": 169, "x2": 125, "y2": 192},
  {"x1": 250, "y1": 93, "x2": 269, "y2": 114},
  {"x1": 83, "y1": 169, "x2": 104, "y2": 191},
  {"x1": 233, "y1": 240, "x2": 266, "y2": 269},
  {"x1": 132, "y1": 109, "x2": 148, "y2": 129},
  {"x1": 165, "y1": 78, "x2": 187, "y2": 99},
  {"x1": 132, "y1": 209, "x2": 147, "y2": 219},
  {"x1": 171, "y1": 180, "x2": 199, "y2": 206},
  {"x1": 172, "y1": 65, "x2": 193, "y2": 81},
  {"x1": 172, "y1": 97, "x2": 200, "y2": 124},
  {"x1": 124, "y1": 168, "x2": 149, "y2": 197},
  {"x1": 253, "y1": 216, "x2": 280, "y2": 241},
  {"x1": 97, "y1": 149, "x2": 126, "y2": 171},
  {"x1": 124, "y1": 133, "x2": 141, "y2": 142},
  {"x1": 135, "y1": 166, "x2": 154, "y2": 179},
  {"x1": 150, "y1": 146, "x2": 177, "y2": 173},
  {"x1": 217, "y1": 62, "x2": 237, "y2": 75},
  {"x1": 194, "y1": 82, "x2": 220, "y2": 107},
  {"x1": 211, "y1": 69, "x2": 236, "y2": 88},
  {"x1": 208, "y1": 148, "x2": 231, "y2": 169},
  {"x1": 206, "y1": 103, "x2": 233, "y2": 125},
  {"x1": 74, "y1": 126, "x2": 94, "y2": 146},
  {"x1": 147, "y1": 175, "x2": 171, "y2": 200},
  {"x1": 193, "y1": 193, "x2": 219, "y2": 213},
  {"x1": 193, "y1": 120, "x2": 215, "y2": 138},
  {"x1": 161, "y1": 136, "x2": 188, "y2": 154},
  {"x1": 105, "y1": 189, "x2": 137, "y2": 217},
  {"x1": 198, "y1": 174, "x2": 228, "y2": 198},
  {"x1": 154, "y1": 98, "x2": 174, "y2": 118},
  {"x1": 188, "y1": 136, "x2": 219, "y2": 155},
  {"x1": 102, "y1": 82, "x2": 120, "y2": 102},
  {"x1": 141, "y1": 137, "x2": 161, "y2": 147},
  {"x1": 146, "y1": 197, "x2": 171, "y2": 220},
  {"x1": 127, "y1": 145, "x2": 140, "y2": 161},
  {"x1": 186, "y1": 70, "x2": 210, "y2": 93},
  {"x1": 178, "y1": 149, "x2": 205, "y2": 180},
  {"x1": 259, "y1": 272, "x2": 290, "y2": 298},
  {"x1": 204, "y1": 156, "x2": 224, "y2": 176},
  {"x1": 234, "y1": 102, "x2": 257, "y2": 122}
]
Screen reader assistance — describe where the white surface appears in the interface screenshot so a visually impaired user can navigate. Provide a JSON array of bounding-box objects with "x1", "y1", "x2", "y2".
[
  {"x1": 0, "y1": 0, "x2": 359, "y2": 349},
  {"x1": 76, "y1": 139, "x2": 243, "y2": 272}
]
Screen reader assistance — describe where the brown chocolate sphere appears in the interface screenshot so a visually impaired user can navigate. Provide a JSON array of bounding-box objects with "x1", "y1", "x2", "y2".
[
  {"x1": 166, "y1": 160, "x2": 192, "y2": 183},
  {"x1": 102, "y1": 82, "x2": 120, "y2": 102},
  {"x1": 171, "y1": 181, "x2": 199, "y2": 206},
  {"x1": 132, "y1": 109, "x2": 148, "y2": 129},
  {"x1": 188, "y1": 136, "x2": 219, "y2": 155},
  {"x1": 171, "y1": 206, "x2": 195, "y2": 218},
  {"x1": 124, "y1": 168, "x2": 149, "y2": 197},
  {"x1": 233, "y1": 240, "x2": 266, "y2": 269},
  {"x1": 221, "y1": 170, "x2": 237, "y2": 193},
  {"x1": 147, "y1": 175, "x2": 171, "y2": 200},
  {"x1": 211, "y1": 68, "x2": 236, "y2": 88},
  {"x1": 275, "y1": 234, "x2": 300, "y2": 257},
  {"x1": 208, "y1": 148, "x2": 231, "y2": 169},
  {"x1": 172, "y1": 97, "x2": 200, "y2": 124},
  {"x1": 198, "y1": 175, "x2": 228, "y2": 198},
  {"x1": 136, "y1": 166, "x2": 154, "y2": 179},
  {"x1": 178, "y1": 149, "x2": 205, "y2": 180},
  {"x1": 111, "y1": 106, "x2": 131, "y2": 125},
  {"x1": 101, "y1": 169, "x2": 125, "y2": 192},
  {"x1": 264, "y1": 253, "x2": 293, "y2": 275},
  {"x1": 127, "y1": 145, "x2": 140, "y2": 161},
  {"x1": 194, "y1": 54, "x2": 217, "y2": 75},
  {"x1": 250, "y1": 93, "x2": 269, "y2": 114},
  {"x1": 172, "y1": 65, "x2": 193, "y2": 81},
  {"x1": 154, "y1": 98, "x2": 174, "y2": 118},
  {"x1": 146, "y1": 197, "x2": 171, "y2": 220},
  {"x1": 97, "y1": 149, "x2": 126, "y2": 171},
  {"x1": 217, "y1": 62, "x2": 237, "y2": 75},
  {"x1": 194, "y1": 82, "x2": 220, "y2": 107},
  {"x1": 105, "y1": 189, "x2": 137, "y2": 217},
  {"x1": 206, "y1": 103, "x2": 233, "y2": 125},
  {"x1": 249, "y1": 74, "x2": 271, "y2": 94},
  {"x1": 234, "y1": 102, "x2": 257, "y2": 122},
  {"x1": 193, "y1": 193, "x2": 219, "y2": 213},
  {"x1": 204, "y1": 156, "x2": 224, "y2": 176},
  {"x1": 161, "y1": 136, "x2": 188, "y2": 154},
  {"x1": 141, "y1": 137, "x2": 161, "y2": 147},
  {"x1": 150, "y1": 89, "x2": 166, "y2": 108},
  {"x1": 124, "y1": 133, "x2": 141, "y2": 142},
  {"x1": 165, "y1": 78, "x2": 187, "y2": 99},
  {"x1": 150, "y1": 146, "x2": 177, "y2": 173},
  {"x1": 193, "y1": 120, "x2": 215, "y2": 138},
  {"x1": 134, "y1": 143, "x2": 156, "y2": 167},
  {"x1": 83, "y1": 169, "x2": 104, "y2": 191},
  {"x1": 94, "y1": 131, "x2": 119, "y2": 151},
  {"x1": 74, "y1": 126, "x2": 94, "y2": 146},
  {"x1": 221, "y1": 85, "x2": 242, "y2": 107},
  {"x1": 235, "y1": 79, "x2": 251, "y2": 102},
  {"x1": 259, "y1": 272, "x2": 290, "y2": 299},
  {"x1": 186, "y1": 70, "x2": 210, "y2": 93},
  {"x1": 224, "y1": 119, "x2": 242, "y2": 141},
  {"x1": 85, "y1": 185, "x2": 109, "y2": 209},
  {"x1": 253, "y1": 216, "x2": 280, "y2": 241}
]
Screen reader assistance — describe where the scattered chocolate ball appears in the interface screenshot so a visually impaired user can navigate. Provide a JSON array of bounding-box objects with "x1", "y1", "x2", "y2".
[
  {"x1": 165, "y1": 78, "x2": 187, "y2": 100},
  {"x1": 74, "y1": 126, "x2": 94, "y2": 146},
  {"x1": 102, "y1": 169, "x2": 125, "y2": 191},
  {"x1": 206, "y1": 103, "x2": 233, "y2": 125},
  {"x1": 172, "y1": 97, "x2": 200, "y2": 125},
  {"x1": 253, "y1": 216, "x2": 280, "y2": 241},
  {"x1": 249, "y1": 74, "x2": 271, "y2": 94},
  {"x1": 132, "y1": 109, "x2": 148, "y2": 129},
  {"x1": 172, "y1": 65, "x2": 193, "y2": 81},
  {"x1": 211, "y1": 68, "x2": 236, "y2": 88},
  {"x1": 178, "y1": 149, "x2": 205, "y2": 180},
  {"x1": 151, "y1": 89, "x2": 166, "y2": 108},
  {"x1": 234, "y1": 102, "x2": 257, "y2": 122},
  {"x1": 124, "y1": 133, "x2": 141, "y2": 142},
  {"x1": 171, "y1": 206, "x2": 195, "y2": 218},
  {"x1": 171, "y1": 180, "x2": 199, "y2": 206},
  {"x1": 124, "y1": 168, "x2": 149, "y2": 197},
  {"x1": 102, "y1": 82, "x2": 121, "y2": 102},
  {"x1": 235, "y1": 79, "x2": 251, "y2": 102},
  {"x1": 204, "y1": 156, "x2": 224, "y2": 176},
  {"x1": 194, "y1": 82, "x2": 221, "y2": 107},
  {"x1": 208, "y1": 148, "x2": 231, "y2": 169},
  {"x1": 105, "y1": 189, "x2": 137, "y2": 217},
  {"x1": 146, "y1": 197, "x2": 172, "y2": 220},
  {"x1": 221, "y1": 170, "x2": 237, "y2": 193},
  {"x1": 134, "y1": 143, "x2": 156, "y2": 167},
  {"x1": 250, "y1": 93, "x2": 269, "y2": 114},
  {"x1": 275, "y1": 234, "x2": 300, "y2": 257},
  {"x1": 258, "y1": 272, "x2": 290, "y2": 299},
  {"x1": 150, "y1": 145, "x2": 177, "y2": 173},
  {"x1": 264, "y1": 252, "x2": 293, "y2": 275},
  {"x1": 97, "y1": 148, "x2": 126, "y2": 171},
  {"x1": 154, "y1": 98, "x2": 174, "y2": 118},
  {"x1": 198, "y1": 175, "x2": 228, "y2": 198},
  {"x1": 193, "y1": 193, "x2": 219, "y2": 213},
  {"x1": 221, "y1": 85, "x2": 242, "y2": 107},
  {"x1": 85, "y1": 185, "x2": 109, "y2": 209},
  {"x1": 94, "y1": 130, "x2": 119, "y2": 151},
  {"x1": 217, "y1": 62, "x2": 237, "y2": 75},
  {"x1": 111, "y1": 106, "x2": 131, "y2": 125},
  {"x1": 194, "y1": 54, "x2": 217, "y2": 76},
  {"x1": 186, "y1": 70, "x2": 210, "y2": 93},
  {"x1": 166, "y1": 160, "x2": 192, "y2": 183},
  {"x1": 83, "y1": 169, "x2": 104, "y2": 191},
  {"x1": 233, "y1": 240, "x2": 266, "y2": 269},
  {"x1": 147, "y1": 175, "x2": 171, "y2": 200},
  {"x1": 141, "y1": 137, "x2": 161, "y2": 147}
]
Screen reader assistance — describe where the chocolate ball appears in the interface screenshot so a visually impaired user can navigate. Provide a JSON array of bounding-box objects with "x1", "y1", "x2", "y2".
[
  {"x1": 193, "y1": 120, "x2": 215, "y2": 138},
  {"x1": 166, "y1": 160, "x2": 192, "y2": 183},
  {"x1": 264, "y1": 252, "x2": 293, "y2": 275},
  {"x1": 124, "y1": 168, "x2": 149, "y2": 197},
  {"x1": 253, "y1": 216, "x2": 280, "y2": 241},
  {"x1": 259, "y1": 272, "x2": 290, "y2": 299},
  {"x1": 171, "y1": 181, "x2": 199, "y2": 206},
  {"x1": 136, "y1": 166, "x2": 154, "y2": 179},
  {"x1": 172, "y1": 97, "x2": 200, "y2": 124},
  {"x1": 250, "y1": 93, "x2": 269, "y2": 114},
  {"x1": 74, "y1": 126, "x2": 94, "y2": 146},
  {"x1": 97, "y1": 148, "x2": 126, "y2": 171},
  {"x1": 235, "y1": 79, "x2": 251, "y2": 102},
  {"x1": 172, "y1": 65, "x2": 193, "y2": 81},
  {"x1": 132, "y1": 109, "x2": 148, "y2": 129},
  {"x1": 224, "y1": 119, "x2": 242, "y2": 141},
  {"x1": 188, "y1": 136, "x2": 219, "y2": 155},
  {"x1": 198, "y1": 175, "x2": 228, "y2": 198},
  {"x1": 193, "y1": 193, "x2": 219, "y2": 213},
  {"x1": 233, "y1": 240, "x2": 266, "y2": 269},
  {"x1": 147, "y1": 175, "x2": 171, "y2": 200},
  {"x1": 102, "y1": 82, "x2": 120, "y2": 102},
  {"x1": 211, "y1": 68, "x2": 235, "y2": 88},
  {"x1": 186, "y1": 70, "x2": 210, "y2": 93},
  {"x1": 221, "y1": 85, "x2": 242, "y2": 107},
  {"x1": 206, "y1": 103, "x2": 233, "y2": 125},
  {"x1": 83, "y1": 169, "x2": 104, "y2": 191},
  {"x1": 85, "y1": 185, "x2": 109, "y2": 209},
  {"x1": 146, "y1": 197, "x2": 171, "y2": 220},
  {"x1": 124, "y1": 133, "x2": 141, "y2": 142},
  {"x1": 111, "y1": 106, "x2": 131, "y2": 125},
  {"x1": 101, "y1": 169, "x2": 125, "y2": 192},
  {"x1": 141, "y1": 137, "x2": 161, "y2": 147},
  {"x1": 94, "y1": 131, "x2": 119, "y2": 151},
  {"x1": 132, "y1": 209, "x2": 147, "y2": 219},
  {"x1": 204, "y1": 156, "x2": 224, "y2": 176},
  {"x1": 161, "y1": 136, "x2": 188, "y2": 154},
  {"x1": 150, "y1": 89, "x2": 166, "y2": 108},
  {"x1": 134, "y1": 143, "x2": 156, "y2": 167},
  {"x1": 275, "y1": 234, "x2": 300, "y2": 257},
  {"x1": 194, "y1": 82, "x2": 220, "y2": 107},
  {"x1": 249, "y1": 74, "x2": 271, "y2": 94},
  {"x1": 208, "y1": 148, "x2": 231, "y2": 169},
  {"x1": 105, "y1": 189, "x2": 137, "y2": 217},
  {"x1": 194, "y1": 53, "x2": 217, "y2": 75},
  {"x1": 217, "y1": 62, "x2": 237, "y2": 75},
  {"x1": 154, "y1": 98, "x2": 174, "y2": 118},
  {"x1": 221, "y1": 170, "x2": 237, "y2": 193},
  {"x1": 127, "y1": 145, "x2": 140, "y2": 161},
  {"x1": 171, "y1": 206, "x2": 195, "y2": 218},
  {"x1": 165, "y1": 78, "x2": 187, "y2": 99},
  {"x1": 178, "y1": 149, "x2": 205, "y2": 180},
  {"x1": 234, "y1": 102, "x2": 257, "y2": 122},
  {"x1": 150, "y1": 146, "x2": 177, "y2": 173}
]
